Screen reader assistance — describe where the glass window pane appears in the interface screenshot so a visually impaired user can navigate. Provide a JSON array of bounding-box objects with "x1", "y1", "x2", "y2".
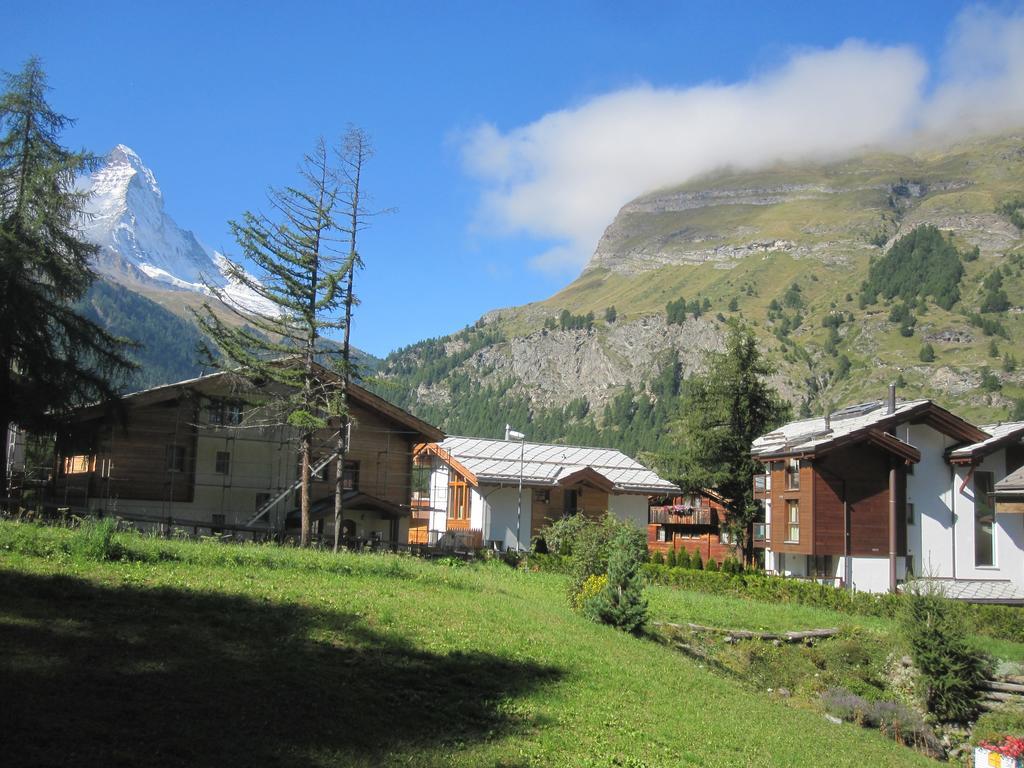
[{"x1": 975, "y1": 471, "x2": 995, "y2": 567}]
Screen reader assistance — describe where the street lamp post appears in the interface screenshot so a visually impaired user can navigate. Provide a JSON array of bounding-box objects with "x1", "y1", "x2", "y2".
[{"x1": 506, "y1": 423, "x2": 526, "y2": 551}]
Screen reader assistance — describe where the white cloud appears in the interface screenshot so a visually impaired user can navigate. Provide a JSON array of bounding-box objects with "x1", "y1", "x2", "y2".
[
  {"x1": 924, "y1": 6, "x2": 1024, "y2": 138},
  {"x1": 461, "y1": 7, "x2": 1024, "y2": 274}
]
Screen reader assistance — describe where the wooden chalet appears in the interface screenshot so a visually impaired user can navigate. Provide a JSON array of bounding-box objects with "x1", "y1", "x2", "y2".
[
  {"x1": 647, "y1": 490, "x2": 741, "y2": 566},
  {"x1": 51, "y1": 366, "x2": 443, "y2": 544},
  {"x1": 752, "y1": 389, "x2": 1024, "y2": 598}
]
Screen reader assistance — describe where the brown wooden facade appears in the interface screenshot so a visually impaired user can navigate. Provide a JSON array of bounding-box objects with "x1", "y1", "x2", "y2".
[
  {"x1": 757, "y1": 445, "x2": 907, "y2": 560},
  {"x1": 646, "y1": 492, "x2": 741, "y2": 565},
  {"x1": 50, "y1": 369, "x2": 443, "y2": 539}
]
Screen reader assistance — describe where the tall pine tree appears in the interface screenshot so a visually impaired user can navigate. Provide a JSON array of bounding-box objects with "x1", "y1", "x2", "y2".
[
  {"x1": 195, "y1": 139, "x2": 350, "y2": 547},
  {"x1": 657, "y1": 322, "x2": 789, "y2": 563},
  {"x1": 0, "y1": 57, "x2": 133, "y2": 499}
]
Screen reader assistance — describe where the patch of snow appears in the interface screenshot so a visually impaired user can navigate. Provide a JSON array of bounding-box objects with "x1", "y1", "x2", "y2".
[{"x1": 78, "y1": 144, "x2": 280, "y2": 317}]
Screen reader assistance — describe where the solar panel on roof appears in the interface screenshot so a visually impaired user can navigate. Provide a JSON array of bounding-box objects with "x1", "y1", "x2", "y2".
[{"x1": 830, "y1": 401, "x2": 883, "y2": 420}]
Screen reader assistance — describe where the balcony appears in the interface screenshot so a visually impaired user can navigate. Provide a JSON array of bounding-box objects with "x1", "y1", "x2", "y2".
[
  {"x1": 753, "y1": 522, "x2": 768, "y2": 547},
  {"x1": 752, "y1": 473, "x2": 769, "y2": 499},
  {"x1": 650, "y1": 504, "x2": 716, "y2": 527}
]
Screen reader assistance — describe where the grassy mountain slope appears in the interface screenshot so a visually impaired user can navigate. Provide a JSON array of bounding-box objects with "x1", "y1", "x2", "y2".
[
  {"x1": 380, "y1": 132, "x2": 1024, "y2": 441},
  {"x1": 1, "y1": 521, "x2": 938, "y2": 767}
]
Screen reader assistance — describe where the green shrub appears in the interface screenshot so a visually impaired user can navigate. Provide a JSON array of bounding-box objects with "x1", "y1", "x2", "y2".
[
  {"x1": 901, "y1": 588, "x2": 992, "y2": 723},
  {"x1": 919, "y1": 343, "x2": 935, "y2": 363},
  {"x1": 68, "y1": 518, "x2": 122, "y2": 562},
  {"x1": 691, "y1": 551, "x2": 703, "y2": 571},
  {"x1": 706, "y1": 558, "x2": 719, "y2": 572},
  {"x1": 650, "y1": 549, "x2": 664, "y2": 565},
  {"x1": 971, "y1": 707, "x2": 1024, "y2": 747},
  {"x1": 666, "y1": 547, "x2": 677, "y2": 567},
  {"x1": 677, "y1": 548, "x2": 690, "y2": 569},
  {"x1": 583, "y1": 526, "x2": 648, "y2": 634},
  {"x1": 573, "y1": 573, "x2": 608, "y2": 611}
]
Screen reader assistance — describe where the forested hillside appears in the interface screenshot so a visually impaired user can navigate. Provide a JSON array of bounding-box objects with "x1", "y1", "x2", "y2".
[{"x1": 75, "y1": 280, "x2": 205, "y2": 391}]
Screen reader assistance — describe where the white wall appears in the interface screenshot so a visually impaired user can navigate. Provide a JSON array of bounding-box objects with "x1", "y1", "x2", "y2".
[
  {"x1": 954, "y1": 449, "x2": 1024, "y2": 588},
  {"x1": 479, "y1": 485, "x2": 532, "y2": 550},
  {"x1": 903, "y1": 423, "x2": 956, "y2": 579},
  {"x1": 843, "y1": 556, "x2": 906, "y2": 593},
  {"x1": 608, "y1": 494, "x2": 649, "y2": 528}
]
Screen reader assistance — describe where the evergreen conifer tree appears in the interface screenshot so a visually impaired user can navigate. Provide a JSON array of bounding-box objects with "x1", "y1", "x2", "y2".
[
  {"x1": 677, "y1": 547, "x2": 691, "y2": 569},
  {"x1": 586, "y1": 525, "x2": 648, "y2": 634},
  {"x1": 0, "y1": 58, "x2": 133, "y2": 497},
  {"x1": 195, "y1": 139, "x2": 350, "y2": 547},
  {"x1": 656, "y1": 323, "x2": 789, "y2": 564}
]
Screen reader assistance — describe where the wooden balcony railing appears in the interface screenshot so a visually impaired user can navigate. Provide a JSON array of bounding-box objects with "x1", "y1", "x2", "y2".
[{"x1": 650, "y1": 505, "x2": 715, "y2": 527}]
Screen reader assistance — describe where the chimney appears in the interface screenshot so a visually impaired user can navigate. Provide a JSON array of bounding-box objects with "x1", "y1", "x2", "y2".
[
  {"x1": 887, "y1": 383, "x2": 896, "y2": 415},
  {"x1": 824, "y1": 412, "x2": 831, "y2": 431}
]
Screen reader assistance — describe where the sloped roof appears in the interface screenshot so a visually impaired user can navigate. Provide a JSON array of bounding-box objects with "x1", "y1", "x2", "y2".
[
  {"x1": 435, "y1": 436, "x2": 679, "y2": 494},
  {"x1": 995, "y1": 465, "x2": 1024, "y2": 496},
  {"x1": 949, "y1": 421, "x2": 1024, "y2": 462},
  {"x1": 68, "y1": 365, "x2": 443, "y2": 442},
  {"x1": 751, "y1": 399, "x2": 985, "y2": 460}
]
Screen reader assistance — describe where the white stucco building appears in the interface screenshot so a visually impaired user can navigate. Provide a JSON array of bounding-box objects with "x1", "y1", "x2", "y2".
[
  {"x1": 419, "y1": 436, "x2": 679, "y2": 550},
  {"x1": 752, "y1": 394, "x2": 1024, "y2": 601}
]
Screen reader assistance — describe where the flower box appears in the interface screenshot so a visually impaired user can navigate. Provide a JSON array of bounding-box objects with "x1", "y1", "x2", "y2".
[{"x1": 976, "y1": 746, "x2": 1024, "y2": 768}]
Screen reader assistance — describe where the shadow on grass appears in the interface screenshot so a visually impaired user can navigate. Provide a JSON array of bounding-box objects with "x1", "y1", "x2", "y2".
[{"x1": 0, "y1": 570, "x2": 562, "y2": 767}]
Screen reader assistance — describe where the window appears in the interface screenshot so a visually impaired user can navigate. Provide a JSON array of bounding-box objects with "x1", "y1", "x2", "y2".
[
  {"x1": 906, "y1": 502, "x2": 915, "y2": 526},
  {"x1": 211, "y1": 513, "x2": 225, "y2": 534},
  {"x1": 208, "y1": 400, "x2": 243, "y2": 426},
  {"x1": 166, "y1": 445, "x2": 185, "y2": 472},
  {"x1": 215, "y1": 451, "x2": 230, "y2": 475},
  {"x1": 342, "y1": 460, "x2": 359, "y2": 491},
  {"x1": 785, "y1": 458, "x2": 801, "y2": 490},
  {"x1": 255, "y1": 492, "x2": 271, "y2": 513},
  {"x1": 208, "y1": 402, "x2": 224, "y2": 426},
  {"x1": 62, "y1": 455, "x2": 91, "y2": 475},
  {"x1": 975, "y1": 471, "x2": 995, "y2": 567},
  {"x1": 786, "y1": 500, "x2": 800, "y2": 543},
  {"x1": 720, "y1": 529, "x2": 733, "y2": 545},
  {"x1": 657, "y1": 528, "x2": 667, "y2": 542},
  {"x1": 448, "y1": 475, "x2": 470, "y2": 520},
  {"x1": 533, "y1": 488, "x2": 550, "y2": 503},
  {"x1": 225, "y1": 402, "x2": 243, "y2": 426}
]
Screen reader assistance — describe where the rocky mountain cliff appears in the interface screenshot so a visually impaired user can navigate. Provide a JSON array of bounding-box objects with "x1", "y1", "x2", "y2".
[{"x1": 380, "y1": 131, "x2": 1024, "y2": 438}]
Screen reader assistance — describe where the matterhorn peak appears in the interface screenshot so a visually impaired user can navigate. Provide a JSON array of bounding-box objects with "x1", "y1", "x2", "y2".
[
  {"x1": 98, "y1": 143, "x2": 162, "y2": 202},
  {"x1": 78, "y1": 143, "x2": 278, "y2": 317}
]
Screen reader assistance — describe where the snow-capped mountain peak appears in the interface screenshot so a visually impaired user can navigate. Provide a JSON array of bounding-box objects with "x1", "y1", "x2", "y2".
[{"x1": 79, "y1": 145, "x2": 277, "y2": 316}]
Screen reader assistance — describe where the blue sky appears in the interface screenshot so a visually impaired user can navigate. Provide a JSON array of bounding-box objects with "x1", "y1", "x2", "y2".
[{"x1": 3, "y1": 1, "x2": 1017, "y2": 357}]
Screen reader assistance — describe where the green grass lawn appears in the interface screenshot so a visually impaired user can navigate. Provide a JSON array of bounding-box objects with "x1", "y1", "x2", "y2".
[{"x1": 0, "y1": 521, "x2": 944, "y2": 767}]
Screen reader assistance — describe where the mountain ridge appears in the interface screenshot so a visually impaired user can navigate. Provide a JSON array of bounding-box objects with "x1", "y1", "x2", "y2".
[{"x1": 377, "y1": 130, "x2": 1024, "y2": 446}]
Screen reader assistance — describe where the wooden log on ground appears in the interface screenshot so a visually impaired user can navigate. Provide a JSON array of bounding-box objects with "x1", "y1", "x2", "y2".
[
  {"x1": 652, "y1": 621, "x2": 839, "y2": 643},
  {"x1": 984, "y1": 680, "x2": 1024, "y2": 694},
  {"x1": 981, "y1": 691, "x2": 1023, "y2": 704}
]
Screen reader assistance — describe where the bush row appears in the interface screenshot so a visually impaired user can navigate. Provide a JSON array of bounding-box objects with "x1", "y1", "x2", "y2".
[{"x1": 640, "y1": 564, "x2": 1024, "y2": 644}]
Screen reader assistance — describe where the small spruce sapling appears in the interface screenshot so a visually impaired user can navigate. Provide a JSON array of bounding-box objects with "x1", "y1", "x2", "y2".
[{"x1": 584, "y1": 526, "x2": 648, "y2": 634}]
